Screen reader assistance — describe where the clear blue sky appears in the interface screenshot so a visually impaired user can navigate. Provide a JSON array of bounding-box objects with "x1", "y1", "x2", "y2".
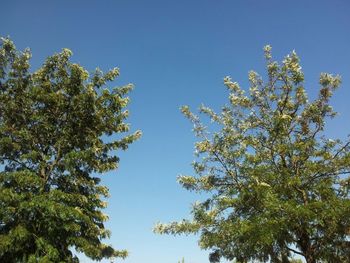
[{"x1": 1, "y1": 1, "x2": 350, "y2": 262}]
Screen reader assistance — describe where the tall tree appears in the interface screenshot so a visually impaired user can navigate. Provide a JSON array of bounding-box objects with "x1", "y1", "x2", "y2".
[
  {"x1": 0, "y1": 38, "x2": 141, "y2": 262},
  {"x1": 155, "y1": 46, "x2": 350, "y2": 263}
]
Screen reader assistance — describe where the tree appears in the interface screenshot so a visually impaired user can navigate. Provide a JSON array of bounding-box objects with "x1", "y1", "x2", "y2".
[
  {"x1": 155, "y1": 46, "x2": 350, "y2": 263},
  {"x1": 0, "y1": 38, "x2": 141, "y2": 262}
]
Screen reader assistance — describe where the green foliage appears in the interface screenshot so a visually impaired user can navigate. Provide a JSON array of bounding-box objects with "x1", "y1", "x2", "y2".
[
  {"x1": 0, "y1": 38, "x2": 141, "y2": 262},
  {"x1": 155, "y1": 46, "x2": 350, "y2": 263}
]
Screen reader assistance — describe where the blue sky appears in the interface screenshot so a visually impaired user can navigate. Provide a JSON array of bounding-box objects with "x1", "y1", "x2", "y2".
[{"x1": 1, "y1": 0, "x2": 350, "y2": 262}]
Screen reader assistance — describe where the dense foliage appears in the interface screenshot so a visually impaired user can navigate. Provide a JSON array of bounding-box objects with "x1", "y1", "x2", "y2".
[
  {"x1": 0, "y1": 38, "x2": 141, "y2": 262},
  {"x1": 155, "y1": 46, "x2": 350, "y2": 263}
]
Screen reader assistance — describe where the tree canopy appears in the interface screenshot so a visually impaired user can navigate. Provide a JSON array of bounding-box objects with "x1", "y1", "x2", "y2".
[
  {"x1": 0, "y1": 38, "x2": 141, "y2": 262},
  {"x1": 155, "y1": 46, "x2": 350, "y2": 263}
]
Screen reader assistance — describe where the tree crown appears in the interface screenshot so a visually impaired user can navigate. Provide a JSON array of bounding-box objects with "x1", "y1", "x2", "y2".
[
  {"x1": 0, "y1": 37, "x2": 141, "y2": 262},
  {"x1": 155, "y1": 46, "x2": 350, "y2": 263}
]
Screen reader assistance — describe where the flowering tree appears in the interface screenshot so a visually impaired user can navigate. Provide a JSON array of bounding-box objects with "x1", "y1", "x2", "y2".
[
  {"x1": 0, "y1": 38, "x2": 141, "y2": 262},
  {"x1": 155, "y1": 46, "x2": 350, "y2": 263}
]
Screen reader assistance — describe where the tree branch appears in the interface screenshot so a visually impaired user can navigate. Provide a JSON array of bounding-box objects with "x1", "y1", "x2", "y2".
[{"x1": 286, "y1": 246, "x2": 304, "y2": 257}]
